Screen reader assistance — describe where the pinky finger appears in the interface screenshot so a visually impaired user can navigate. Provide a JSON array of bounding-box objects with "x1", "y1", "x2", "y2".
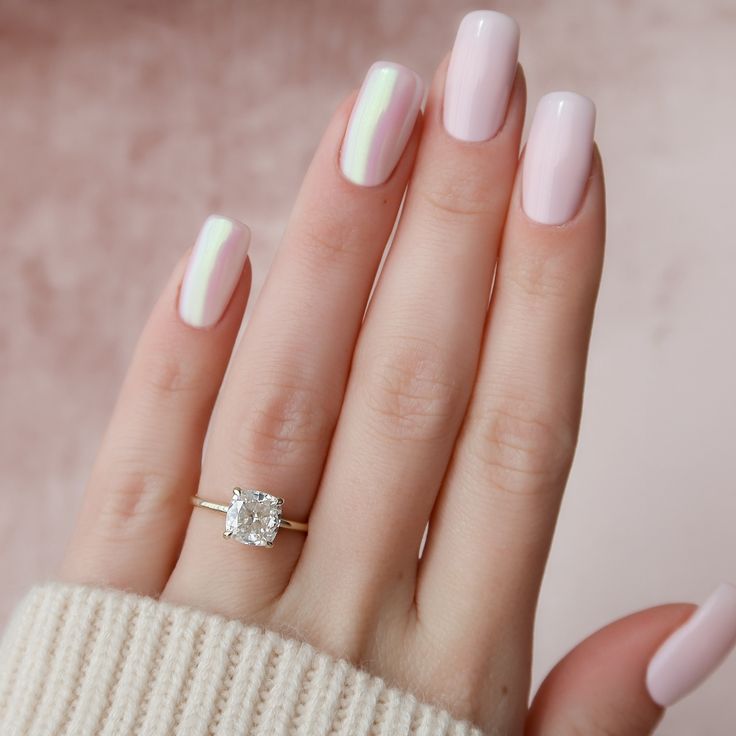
[
  {"x1": 60, "y1": 215, "x2": 250, "y2": 596},
  {"x1": 527, "y1": 583, "x2": 736, "y2": 735}
]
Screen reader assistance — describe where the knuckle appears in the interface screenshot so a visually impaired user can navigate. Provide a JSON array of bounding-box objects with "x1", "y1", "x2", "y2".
[
  {"x1": 416, "y1": 171, "x2": 499, "y2": 221},
  {"x1": 506, "y1": 249, "x2": 571, "y2": 302},
  {"x1": 95, "y1": 470, "x2": 178, "y2": 540},
  {"x1": 429, "y1": 669, "x2": 483, "y2": 720},
  {"x1": 232, "y1": 380, "x2": 333, "y2": 467},
  {"x1": 142, "y1": 351, "x2": 206, "y2": 398},
  {"x1": 407, "y1": 627, "x2": 487, "y2": 722},
  {"x1": 360, "y1": 339, "x2": 462, "y2": 443},
  {"x1": 295, "y1": 218, "x2": 363, "y2": 267},
  {"x1": 466, "y1": 399, "x2": 577, "y2": 496},
  {"x1": 275, "y1": 587, "x2": 370, "y2": 665}
]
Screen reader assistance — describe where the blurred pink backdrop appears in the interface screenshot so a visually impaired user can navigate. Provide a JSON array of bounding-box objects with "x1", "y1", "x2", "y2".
[{"x1": 2, "y1": 1, "x2": 735, "y2": 732}]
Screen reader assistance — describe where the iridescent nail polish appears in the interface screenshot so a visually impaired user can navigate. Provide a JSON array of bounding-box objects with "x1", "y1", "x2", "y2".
[
  {"x1": 340, "y1": 61, "x2": 424, "y2": 187},
  {"x1": 178, "y1": 215, "x2": 250, "y2": 329}
]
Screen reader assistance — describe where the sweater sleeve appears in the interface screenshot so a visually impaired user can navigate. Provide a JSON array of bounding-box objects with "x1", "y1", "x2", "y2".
[{"x1": 0, "y1": 583, "x2": 483, "y2": 736}]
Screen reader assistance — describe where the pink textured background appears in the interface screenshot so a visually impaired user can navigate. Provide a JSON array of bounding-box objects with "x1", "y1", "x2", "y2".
[{"x1": 2, "y1": 1, "x2": 735, "y2": 732}]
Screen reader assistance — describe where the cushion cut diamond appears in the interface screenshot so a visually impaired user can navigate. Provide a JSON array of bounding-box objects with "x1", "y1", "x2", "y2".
[{"x1": 224, "y1": 488, "x2": 282, "y2": 547}]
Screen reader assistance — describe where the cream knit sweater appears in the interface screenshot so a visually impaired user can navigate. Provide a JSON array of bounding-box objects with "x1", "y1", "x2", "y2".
[{"x1": 0, "y1": 584, "x2": 483, "y2": 736}]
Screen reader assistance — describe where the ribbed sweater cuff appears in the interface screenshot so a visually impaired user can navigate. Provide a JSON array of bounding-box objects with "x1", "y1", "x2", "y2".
[{"x1": 0, "y1": 583, "x2": 483, "y2": 736}]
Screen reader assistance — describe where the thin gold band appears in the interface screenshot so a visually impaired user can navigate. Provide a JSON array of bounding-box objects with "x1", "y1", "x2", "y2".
[{"x1": 191, "y1": 495, "x2": 308, "y2": 532}]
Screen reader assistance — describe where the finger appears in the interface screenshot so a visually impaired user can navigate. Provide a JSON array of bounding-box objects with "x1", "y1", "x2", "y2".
[
  {"x1": 290, "y1": 13, "x2": 523, "y2": 649},
  {"x1": 527, "y1": 584, "x2": 736, "y2": 735},
  {"x1": 61, "y1": 216, "x2": 250, "y2": 595},
  {"x1": 164, "y1": 62, "x2": 424, "y2": 617},
  {"x1": 417, "y1": 96, "x2": 603, "y2": 681}
]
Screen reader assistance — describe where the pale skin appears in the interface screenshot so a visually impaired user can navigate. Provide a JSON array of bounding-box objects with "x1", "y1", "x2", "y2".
[{"x1": 59, "y1": 58, "x2": 694, "y2": 735}]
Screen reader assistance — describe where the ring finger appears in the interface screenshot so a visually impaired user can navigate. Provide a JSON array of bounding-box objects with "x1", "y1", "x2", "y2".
[{"x1": 164, "y1": 63, "x2": 424, "y2": 618}]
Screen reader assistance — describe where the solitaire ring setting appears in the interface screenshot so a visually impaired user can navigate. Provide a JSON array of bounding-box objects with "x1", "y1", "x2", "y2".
[{"x1": 192, "y1": 488, "x2": 308, "y2": 548}]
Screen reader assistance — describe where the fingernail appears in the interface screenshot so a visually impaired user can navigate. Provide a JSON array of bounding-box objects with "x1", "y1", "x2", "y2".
[
  {"x1": 443, "y1": 10, "x2": 519, "y2": 142},
  {"x1": 178, "y1": 215, "x2": 250, "y2": 329},
  {"x1": 646, "y1": 583, "x2": 736, "y2": 707},
  {"x1": 340, "y1": 61, "x2": 424, "y2": 187},
  {"x1": 522, "y1": 91, "x2": 596, "y2": 225}
]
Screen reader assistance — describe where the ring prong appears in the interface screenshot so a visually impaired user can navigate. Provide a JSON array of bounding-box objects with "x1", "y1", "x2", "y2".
[
  {"x1": 232, "y1": 487, "x2": 242, "y2": 498},
  {"x1": 223, "y1": 530, "x2": 233, "y2": 539}
]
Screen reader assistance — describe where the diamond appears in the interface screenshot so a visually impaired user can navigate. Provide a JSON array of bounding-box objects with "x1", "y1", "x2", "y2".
[{"x1": 224, "y1": 488, "x2": 283, "y2": 547}]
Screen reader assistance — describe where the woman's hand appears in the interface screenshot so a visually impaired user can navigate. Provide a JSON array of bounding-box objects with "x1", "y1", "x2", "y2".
[{"x1": 57, "y1": 11, "x2": 735, "y2": 735}]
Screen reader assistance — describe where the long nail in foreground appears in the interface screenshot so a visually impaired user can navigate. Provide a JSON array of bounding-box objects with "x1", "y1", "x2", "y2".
[
  {"x1": 443, "y1": 10, "x2": 519, "y2": 142},
  {"x1": 178, "y1": 215, "x2": 250, "y2": 329},
  {"x1": 522, "y1": 92, "x2": 595, "y2": 225},
  {"x1": 646, "y1": 583, "x2": 736, "y2": 707},
  {"x1": 340, "y1": 61, "x2": 424, "y2": 187}
]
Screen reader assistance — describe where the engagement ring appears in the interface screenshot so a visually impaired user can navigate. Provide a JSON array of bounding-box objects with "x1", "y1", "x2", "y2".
[{"x1": 192, "y1": 488, "x2": 308, "y2": 548}]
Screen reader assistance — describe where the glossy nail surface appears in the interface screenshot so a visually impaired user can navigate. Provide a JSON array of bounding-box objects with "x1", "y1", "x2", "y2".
[
  {"x1": 340, "y1": 61, "x2": 424, "y2": 187},
  {"x1": 179, "y1": 215, "x2": 250, "y2": 329},
  {"x1": 443, "y1": 10, "x2": 519, "y2": 142},
  {"x1": 646, "y1": 583, "x2": 736, "y2": 707},
  {"x1": 522, "y1": 92, "x2": 596, "y2": 225}
]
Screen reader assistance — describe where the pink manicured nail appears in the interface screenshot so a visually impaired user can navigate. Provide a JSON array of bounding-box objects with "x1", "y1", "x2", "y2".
[
  {"x1": 646, "y1": 583, "x2": 736, "y2": 707},
  {"x1": 443, "y1": 10, "x2": 519, "y2": 142},
  {"x1": 178, "y1": 215, "x2": 250, "y2": 329},
  {"x1": 522, "y1": 92, "x2": 596, "y2": 225},
  {"x1": 340, "y1": 61, "x2": 424, "y2": 187}
]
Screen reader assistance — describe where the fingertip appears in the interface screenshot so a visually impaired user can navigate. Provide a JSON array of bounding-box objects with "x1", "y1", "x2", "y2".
[
  {"x1": 306, "y1": 69, "x2": 424, "y2": 196},
  {"x1": 508, "y1": 131, "x2": 605, "y2": 254},
  {"x1": 338, "y1": 61, "x2": 424, "y2": 187},
  {"x1": 527, "y1": 604, "x2": 695, "y2": 736},
  {"x1": 646, "y1": 583, "x2": 736, "y2": 708},
  {"x1": 425, "y1": 55, "x2": 526, "y2": 150},
  {"x1": 519, "y1": 91, "x2": 598, "y2": 227},
  {"x1": 178, "y1": 215, "x2": 251, "y2": 331}
]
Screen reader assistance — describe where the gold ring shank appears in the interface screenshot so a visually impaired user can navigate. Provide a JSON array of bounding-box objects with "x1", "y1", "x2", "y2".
[
  {"x1": 191, "y1": 495, "x2": 308, "y2": 533},
  {"x1": 277, "y1": 518, "x2": 308, "y2": 532}
]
